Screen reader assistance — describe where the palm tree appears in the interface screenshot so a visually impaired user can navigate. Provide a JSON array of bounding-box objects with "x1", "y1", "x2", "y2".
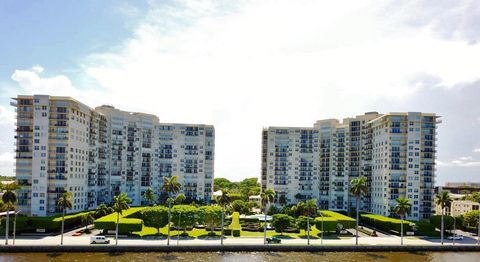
[
  {"x1": 261, "y1": 189, "x2": 275, "y2": 244},
  {"x1": 160, "y1": 176, "x2": 181, "y2": 246},
  {"x1": 81, "y1": 213, "x2": 94, "y2": 232},
  {"x1": 436, "y1": 191, "x2": 452, "y2": 245},
  {"x1": 216, "y1": 190, "x2": 231, "y2": 245},
  {"x1": 142, "y1": 187, "x2": 156, "y2": 206},
  {"x1": 57, "y1": 191, "x2": 73, "y2": 245},
  {"x1": 394, "y1": 197, "x2": 412, "y2": 245},
  {"x1": 2, "y1": 182, "x2": 20, "y2": 245},
  {"x1": 112, "y1": 192, "x2": 131, "y2": 245},
  {"x1": 350, "y1": 176, "x2": 368, "y2": 245},
  {"x1": 303, "y1": 198, "x2": 317, "y2": 245}
]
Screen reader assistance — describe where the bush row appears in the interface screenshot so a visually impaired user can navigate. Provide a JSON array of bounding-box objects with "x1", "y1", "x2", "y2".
[
  {"x1": 1, "y1": 211, "x2": 94, "y2": 233},
  {"x1": 360, "y1": 213, "x2": 411, "y2": 233}
]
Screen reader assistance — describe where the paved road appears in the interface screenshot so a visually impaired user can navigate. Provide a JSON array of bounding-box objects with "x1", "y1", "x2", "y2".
[{"x1": 7, "y1": 234, "x2": 480, "y2": 247}]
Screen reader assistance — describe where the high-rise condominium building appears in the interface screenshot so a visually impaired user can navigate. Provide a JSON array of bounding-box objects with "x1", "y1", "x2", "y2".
[
  {"x1": 13, "y1": 95, "x2": 214, "y2": 216},
  {"x1": 261, "y1": 112, "x2": 439, "y2": 220}
]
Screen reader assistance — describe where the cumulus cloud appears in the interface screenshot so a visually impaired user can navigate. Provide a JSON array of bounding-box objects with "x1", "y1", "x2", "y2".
[
  {"x1": 474, "y1": 148, "x2": 480, "y2": 153},
  {"x1": 77, "y1": 0, "x2": 480, "y2": 180},
  {"x1": 4, "y1": 0, "x2": 480, "y2": 181},
  {"x1": 11, "y1": 68, "x2": 79, "y2": 96}
]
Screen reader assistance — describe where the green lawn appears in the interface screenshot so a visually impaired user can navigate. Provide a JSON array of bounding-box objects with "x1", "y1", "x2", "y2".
[{"x1": 132, "y1": 224, "x2": 334, "y2": 239}]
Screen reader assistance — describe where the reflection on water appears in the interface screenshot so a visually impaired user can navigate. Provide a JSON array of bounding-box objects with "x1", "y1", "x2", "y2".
[{"x1": 0, "y1": 252, "x2": 478, "y2": 262}]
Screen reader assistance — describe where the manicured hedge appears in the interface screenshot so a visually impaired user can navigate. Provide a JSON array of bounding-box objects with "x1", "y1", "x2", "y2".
[
  {"x1": 232, "y1": 229, "x2": 241, "y2": 237},
  {"x1": 314, "y1": 217, "x2": 338, "y2": 232},
  {"x1": 360, "y1": 213, "x2": 411, "y2": 233},
  {"x1": 94, "y1": 207, "x2": 145, "y2": 234},
  {"x1": 316, "y1": 210, "x2": 356, "y2": 230},
  {"x1": 1, "y1": 211, "x2": 94, "y2": 233}
]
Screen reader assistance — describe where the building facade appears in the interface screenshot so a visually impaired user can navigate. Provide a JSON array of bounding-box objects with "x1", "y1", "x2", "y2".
[
  {"x1": 261, "y1": 112, "x2": 439, "y2": 220},
  {"x1": 13, "y1": 95, "x2": 214, "y2": 216}
]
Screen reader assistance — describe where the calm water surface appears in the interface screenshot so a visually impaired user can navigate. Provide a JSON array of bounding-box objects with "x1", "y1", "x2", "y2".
[{"x1": 0, "y1": 252, "x2": 478, "y2": 262}]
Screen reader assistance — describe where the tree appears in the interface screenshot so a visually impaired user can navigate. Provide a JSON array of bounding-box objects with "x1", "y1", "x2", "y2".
[
  {"x1": 112, "y1": 192, "x2": 132, "y2": 245},
  {"x1": 303, "y1": 198, "x2": 317, "y2": 245},
  {"x1": 174, "y1": 193, "x2": 186, "y2": 204},
  {"x1": 231, "y1": 200, "x2": 248, "y2": 214},
  {"x1": 142, "y1": 187, "x2": 156, "y2": 206},
  {"x1": 279, "y1": 195, "x2": 287, "y2": 207},
  {"x1": 2, "y1": 182, "x2": 20, "y2": 245},
  {"x1": 261, "y1": 189, "x2": 275, "y2": 244},
  {"x1": 81, "y1": 213, "x2": 94, "y2": 233},
  {"x1": 350, "y1": 176, "x2": 368, "y2": 246},
  {"x1": 272, "y1": 214, "x2": 293, "y2": 235},
  {"x1": 94, "y1": 204, "x2": 113, "y2": 219},
  {"x1": 57, "y1": 191, "x2": 73, "y2": 246},
  {"x1": 140, "y1": 206, "x2": 169, "y2": 235},
  {"x1": 198, "y1": 206, "x2": 222, "y2": 234},
  {"x1": 171, "y1": 205, "x2": 197, "y2": 234},
  {"x1": 436, "y1": 191, "x2": 452, "y2": 245},
  {"x1": 160, "y1": 176, "x2": 181, "y2": 246},
  {"x1": 463, "y1": 210, "x2": 480, "y2": 227},
  {"x1": 394, "y1": 197, "x2": 412, "y2": 245},
  {"x1": 216, "y1": 190, "x2": 231, "y2": 245}
]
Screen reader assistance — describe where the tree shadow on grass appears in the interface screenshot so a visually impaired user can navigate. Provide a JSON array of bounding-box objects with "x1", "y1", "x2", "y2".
[
  {"x1": 272, "y1": 234, "x2": 295, "y2": 239},
  {"x1": 140, "y1": 233, "x2": 167, "y2": 240},
  {"x1": 171, "y1": 233, "x2": 195, "y2": 240},
  {"x1": 197, "y1": 233, "x2": 222, "y2": 240},
  {"x1": 299, "y1": 234, "x2": 319, "y2": 239}
]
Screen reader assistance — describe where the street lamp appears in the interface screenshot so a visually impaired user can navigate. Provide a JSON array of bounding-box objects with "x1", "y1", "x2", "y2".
[
  {"x1": 13, "y1": 210, "x2": 21, "y2": 246},
  {"x1": 319, "y1": 211, "x2": 324, "y2": 245}
]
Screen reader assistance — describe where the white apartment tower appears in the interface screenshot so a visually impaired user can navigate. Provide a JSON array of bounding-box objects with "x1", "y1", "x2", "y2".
[
  {"x1": 13, "y1": 95, "x2": 214, "y2": 216},
  {"x1": 262, "y1": 112, "x2": 439, "y2": 220}
]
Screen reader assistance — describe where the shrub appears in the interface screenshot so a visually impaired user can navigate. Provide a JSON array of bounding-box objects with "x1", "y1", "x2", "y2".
[
  {"x1": 232, "y1": 229, "x2": 241, "y2": 237},
  {"x1": 272, "y1": 214, "x2": 294, "y2": 234},
  {"x1": 320, "y1": 211, "x2": 356, "y2": 229},
  {"x1": 429, "y1": 215, "x2": 454, "y2": 230},
  {"x1": 360, "y1": 213, "x2": 412, "y2": 234},
  {"x1": 94, "y1": 208, "x2": 144, "y2": 234},
  {"x1": 140, "y1": 206, "x2": 168, "y2": 234}
]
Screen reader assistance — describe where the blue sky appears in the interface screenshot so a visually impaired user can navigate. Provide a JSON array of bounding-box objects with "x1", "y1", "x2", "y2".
[{"x1": 0, "y1": 0, "x2": 480, "y2": 184}]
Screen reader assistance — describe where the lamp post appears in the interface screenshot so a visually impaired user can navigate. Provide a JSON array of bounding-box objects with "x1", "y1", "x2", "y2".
[
  {"x1": 320, "y1": 212, "x2": 324, "y2": 245},
  {"x1": 13, "y1": 210, "x2": 21, "y2": 246},
  {"x1": 307, "y1": 217, "x2": 310, "y2": 246},
  {"x1": 452, "y1": 216, "x2": 456, "y2": 245}
]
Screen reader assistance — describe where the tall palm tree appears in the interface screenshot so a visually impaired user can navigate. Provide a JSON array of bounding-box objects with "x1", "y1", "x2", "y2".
[
  {"x1": 160, "y1": 176, "x2": 181, "y2": 246},
  {"x1": 436, "y1": 191, "x2": 452, "y2": 245},
  {"x1": 112, "y1": 192, "x2": 131, "y2": 246},
  {"x1": 142, "y1": 187, "x2": 156, "y2": 206},
  {"x1": 57, "y1": 191, "x2": 73, "y2": 246},
  {"x1": 303, "y1": 198, "x2": 317, "y2": 245},
  {"x1": 394, "y1": 197, "x2": 412, "y2": 245},
  {"x1": 350, "y1": 176, "x2": 368, "y2": 246},
  {"x1": 2, "y1": 182, "x2": 20, "y2": 245},
  {"x1": 261, "y1": 189, "x2": 275, "y2": 244},
  {"x1": 216, "y1": 190, "x2": 231, "y2": 245}
]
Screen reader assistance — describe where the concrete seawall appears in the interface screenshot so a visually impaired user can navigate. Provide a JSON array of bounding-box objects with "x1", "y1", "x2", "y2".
[{"x1": 1, "y1": 245, "x2": 480, "y2": 253}]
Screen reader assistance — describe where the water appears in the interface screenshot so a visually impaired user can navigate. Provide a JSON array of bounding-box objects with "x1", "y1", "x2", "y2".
[{"x1": 0, "y1": 252, "x2": 478, "y2": 262}]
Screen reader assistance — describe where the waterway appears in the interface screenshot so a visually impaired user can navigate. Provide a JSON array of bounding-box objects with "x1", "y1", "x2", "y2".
[{"x1": 0, "y1": 252, "x2": 478, "y2": 262}]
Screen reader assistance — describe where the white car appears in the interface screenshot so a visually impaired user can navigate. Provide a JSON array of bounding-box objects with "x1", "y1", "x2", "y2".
[
  {"x1": 448, "y1": 235, "x2": 464, "y2": 240},
  {"x1": 90, "y1": 236, "x2": 110, "y2": 244}
]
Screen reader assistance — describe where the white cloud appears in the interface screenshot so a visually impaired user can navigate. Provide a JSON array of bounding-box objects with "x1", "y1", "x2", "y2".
[
  {"x1": 4, "y1": 0, "x2": 480, "y2": 181},
  {"x1": 474, "y1": 148, "x2": 480, "y2": 153},
  {"x1": 11, "y1": 68, "x2": 79, "y2": 96},
  {"x1": 441, "y1": 156, "x2": 480, "y2": 167},
  {"x1": 0, "y1": 105, "x2": 15, "y2": 124},
  {"x1": 0, "y1": 152, "x2": 14, "y2": 162},
  {"x1": 78, "y1": 0, "x2": 480, "y2": 180}
]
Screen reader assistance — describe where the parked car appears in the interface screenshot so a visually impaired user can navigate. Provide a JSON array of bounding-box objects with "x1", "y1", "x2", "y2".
[
  {"x1": 448, "y1": 235, "x2": 464, "y2": 240},
  {"x1": 90, "y1": 236, "x2": 110, "y2": 244},
  {"x1": 266, "y1": 237, "x2": 281, "y2": 244}
]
